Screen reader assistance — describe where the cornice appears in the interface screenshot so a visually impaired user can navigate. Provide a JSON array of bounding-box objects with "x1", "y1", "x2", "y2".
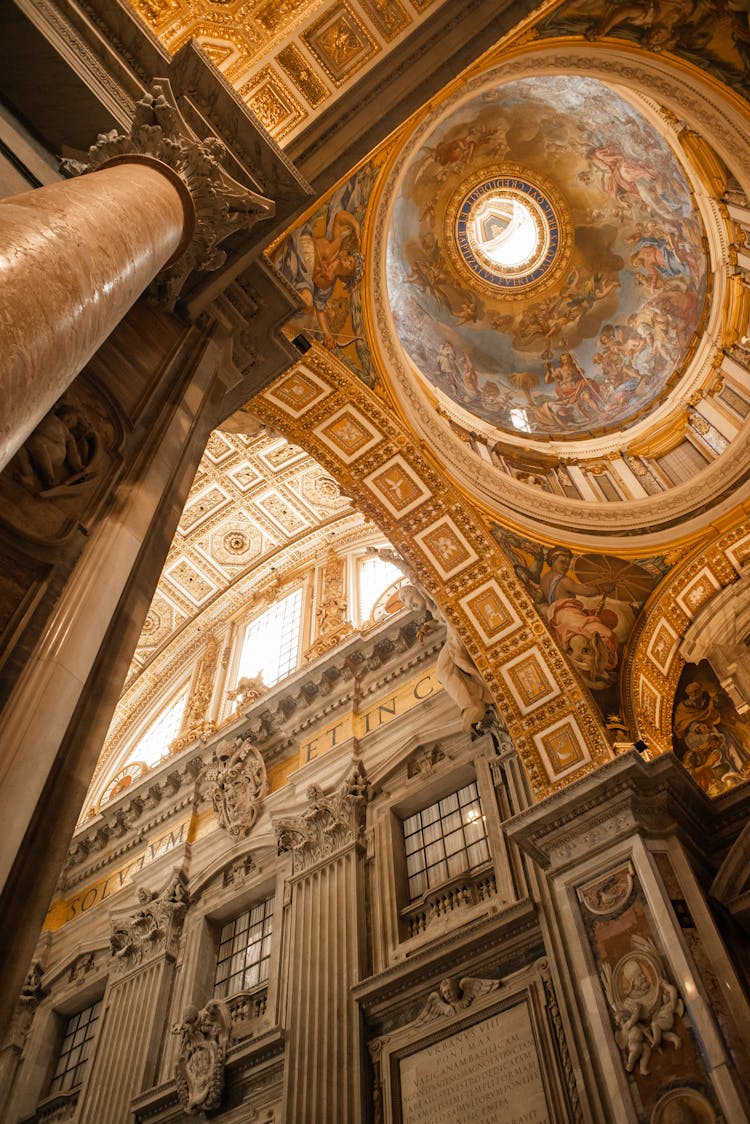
[
  {"x1": 504, "y1": 749, "x2": 727, "y2": 872},
  {"x1": 352, "y1": 897, "x2": 540, "y2": 1018}
]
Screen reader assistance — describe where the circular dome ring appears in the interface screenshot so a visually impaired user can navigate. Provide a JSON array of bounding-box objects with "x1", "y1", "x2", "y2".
[
  {"x1": 453, "y1": 171, "x2": 562, "y2": 291},
  {"x1": 444, "y1": 164, "x2": 572, "y2": 300}
]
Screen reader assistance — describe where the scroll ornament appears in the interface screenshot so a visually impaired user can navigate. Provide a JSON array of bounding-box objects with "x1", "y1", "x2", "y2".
[
  {"x1": 173, "y1": 999, "x2": 233, "y2": 1114},
  {"x1": 199, "y1": 735, "x2": 268, "y2": 840},
  {"x1": 226, "y1": 673, "x2": 267, "y2": 710}
]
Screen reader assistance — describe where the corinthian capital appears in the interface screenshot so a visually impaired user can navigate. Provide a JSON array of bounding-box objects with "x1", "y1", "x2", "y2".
[
  {"x1": 62, "y1": 80, "x2": 274, "y2": 307},
  {"x1": 275, "y1": 762, "x2": 368, "y2": 874}
]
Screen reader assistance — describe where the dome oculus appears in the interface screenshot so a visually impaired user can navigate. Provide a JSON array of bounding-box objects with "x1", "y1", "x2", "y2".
[{"x1": 457, "y1": 176, "x2": 559, "y2": 288}]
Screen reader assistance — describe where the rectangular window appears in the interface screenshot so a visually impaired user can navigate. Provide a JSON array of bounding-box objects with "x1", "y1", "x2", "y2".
[
  {"x1": 213, "y1": 896, "x2": 274, "y2": 998},
  {"x1": 49, "y1": 1000, "x2": 102, "y2": 1095},
  {"x1": 402, "y1": 782, "x2": 490, "y2": 901},
  {"x1": 237, "y1": 589, "x2": 303, "y2": 688}
]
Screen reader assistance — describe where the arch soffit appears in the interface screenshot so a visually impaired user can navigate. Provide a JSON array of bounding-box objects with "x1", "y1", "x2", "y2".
[
  {"x1": 250, "y1": 347, "x2": 613, "y2": 799},
  {"x1": 622, "y1": 513, "x2": 750, "y2": 753}
]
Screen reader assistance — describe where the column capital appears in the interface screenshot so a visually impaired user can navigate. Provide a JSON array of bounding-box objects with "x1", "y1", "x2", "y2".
[
  {"x1": 275, "y1": 761, "x2": 368, "y2": 875},
  {"x1": 63, "y1": 79, "x2": 274, "y2": 307},
  {"x1": 108, "y1": 871, "x2": 189, "y2": 974}
]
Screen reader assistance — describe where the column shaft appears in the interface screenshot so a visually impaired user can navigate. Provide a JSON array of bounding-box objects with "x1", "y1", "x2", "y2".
[{"x1": 0, "y1": 161, "x2": 190, "y2": 469}]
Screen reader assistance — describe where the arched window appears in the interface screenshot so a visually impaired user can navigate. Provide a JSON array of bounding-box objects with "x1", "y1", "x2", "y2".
[
  {"x1": 129, "y1": 689, "x2": 189, "y2": 767},
  {"x1": 236, "y1": 587, "x2": 303, "y2": 688},
  {"x1": 357, "y1": 554, "x2": 403, "y2": 625}
]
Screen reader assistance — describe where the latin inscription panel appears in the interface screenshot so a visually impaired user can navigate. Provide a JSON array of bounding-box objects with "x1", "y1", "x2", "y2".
[{"x1": 399, "y1": 1001, "x2": 549, "y2": 1124}]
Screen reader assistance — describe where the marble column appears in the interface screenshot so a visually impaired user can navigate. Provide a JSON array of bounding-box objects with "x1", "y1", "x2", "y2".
[
  {"x1": 0, "y1": 77, "x2": 272, "y2": 473},
  {"x1": 506, "y1": 750, "x2": 750, "y2": 1124},
  {"x1": 0, "y1": 160, "x2": 192, "y2": 470},
  {"x1": 276, "y1": 763, "x2": 368, "y2": 1124}
]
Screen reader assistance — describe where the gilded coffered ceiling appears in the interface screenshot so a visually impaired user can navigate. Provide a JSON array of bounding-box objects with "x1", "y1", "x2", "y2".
[
  {"x1": 127, "y1": 422, "x2": 355, "y2": 685},
  {"x1": 126, "y1": 0, "x2": 435, "y2": 143}
]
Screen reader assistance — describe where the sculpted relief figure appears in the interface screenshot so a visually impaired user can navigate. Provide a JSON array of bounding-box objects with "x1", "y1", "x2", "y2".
[
  {"x1": 436, "y1": 625, "x2": 492, "y2": 732},
  {"x1": 601, "y1": 935, "x2": 684, "y2": 1076},
  {"x1": 13, "y1": 398, "x2": 101, "y2": 495},
  {"x1": 199, "y1": 735, "x2": 268, "y2": 840},
  {"x1": 413, "y1": 976, "x2": 501, "y2": 1024},
  {"x1": 4, "y1": 960, "x2": 46, "y2": 1051},
  {"x1": 173, "y1": 999, "x2": 233, "y2": 1114}
]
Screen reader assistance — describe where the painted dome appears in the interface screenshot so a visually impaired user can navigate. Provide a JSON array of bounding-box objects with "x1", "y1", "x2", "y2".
[{"x1": 386, "y1": 75, "x2": 707, "y2": 440}]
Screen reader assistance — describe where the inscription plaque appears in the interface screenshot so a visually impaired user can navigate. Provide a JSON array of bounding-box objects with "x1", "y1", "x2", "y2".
[{"x1": 399, "y1": 1001, "x2": 549, "y2": 1124}]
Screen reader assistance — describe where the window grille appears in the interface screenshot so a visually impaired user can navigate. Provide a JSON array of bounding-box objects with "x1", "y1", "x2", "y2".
[
  {"x1": 237, "y1": 588, "x2": 303, "y2": 688},
  {"x1": 402, "y1": 782, "x2": 490, "y2": 901},
  {"x1": 49, "y1": 1000, "x2": 102, "y2": 1095},
  {"x1": 213, "y1": 896, "x2": 274, "y2": 998}
]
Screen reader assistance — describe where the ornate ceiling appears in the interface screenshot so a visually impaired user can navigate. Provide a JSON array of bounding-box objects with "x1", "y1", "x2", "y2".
[
  {"x1": 97, "y1": 2, "x2": 750, "y2": 812},
  {"x1": 125, "y1": 0, "x2": 436, "y2": 143},
  {"x1": 127, "y1": 423, "x2": 353, "y2": 684},
  {"x1": 94, "y1": 423, "x2": 381, "y2": 797}
]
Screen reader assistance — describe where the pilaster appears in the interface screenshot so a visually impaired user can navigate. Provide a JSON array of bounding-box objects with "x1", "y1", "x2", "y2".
[
  {"x1": 77, "y1": 873, "x2": 189, "y2": 1123},
  {"x1": 276, "y1": 763, "x2": 368, "y2": 1123},
  {"x1": 506, "y1": 751, "x2": 750, "y2": 1124}
]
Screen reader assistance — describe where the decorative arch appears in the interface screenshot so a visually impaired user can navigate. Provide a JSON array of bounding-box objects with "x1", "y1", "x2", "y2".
[
  {"x1": 622, "y1": 513, "x2": 750, "y2": 754},
  {"x1": 250, "y1": 348, "x2": 613, "y2": 798}
]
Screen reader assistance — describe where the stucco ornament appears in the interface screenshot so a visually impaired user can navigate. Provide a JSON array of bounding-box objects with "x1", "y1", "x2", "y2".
[
  {"x1": 199, "y1": 735, "x2": 268, "y2": 840},
  {"x1": 62, "y1": 80, "x2": 273, "y2": 306},
  {"x1": 600, "y1": 935, "x2": 684, "y2": 1076},
  {"x1": 173, "y1": 999, "x2": 233, "y2": 1114},
  {"x1": 412, "y1": 976, "x2": 501, "y2": 1024},
  {"x1": 226, "y1": 672, "x2": 267, "y2": 710},
  {"x1": 109, "y1": 872, "x2": 189, "y2": 970},
  {"x1": 275, "y1": 762, "x2": 368, "y2": 873},
  {"x1": 3, "y1": 961, "x2": 46, "y2": 1052}
]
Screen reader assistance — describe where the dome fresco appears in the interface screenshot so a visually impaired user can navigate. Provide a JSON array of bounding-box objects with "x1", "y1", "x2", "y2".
[{"x1": 386, "y1": 76, "x2": 708, "y2": 440}]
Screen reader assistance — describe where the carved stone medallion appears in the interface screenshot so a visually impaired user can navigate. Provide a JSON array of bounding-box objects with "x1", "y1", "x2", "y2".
[{"x1": 173, "y1": 999, "x2": 233, "y2": 1114}]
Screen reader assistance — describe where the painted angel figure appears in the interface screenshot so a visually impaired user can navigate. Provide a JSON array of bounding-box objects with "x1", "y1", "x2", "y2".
[
  {"x1": 413, "y1": 976, "x2": 500, "y2": 1024},
  {"x1": 275, "y1": 168, "x2": 374, "y2": 380}
]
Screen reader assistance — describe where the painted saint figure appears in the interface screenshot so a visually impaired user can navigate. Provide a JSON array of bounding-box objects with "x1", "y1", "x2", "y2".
[{"x1": 544, "y1": 351, "x2": 604, "y2": 422}]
